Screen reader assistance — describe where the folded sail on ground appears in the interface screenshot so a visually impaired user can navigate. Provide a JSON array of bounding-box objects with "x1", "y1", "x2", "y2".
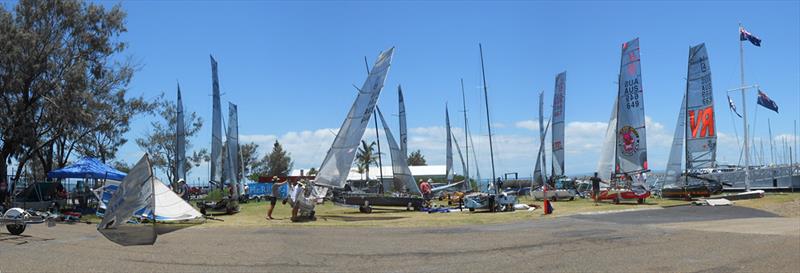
[{"x1": 98, "y1": 154, "x2": 156, "y2": 246}]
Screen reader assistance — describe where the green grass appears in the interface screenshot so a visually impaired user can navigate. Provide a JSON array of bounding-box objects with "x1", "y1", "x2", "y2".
[{"x1": 203, "y1": 196, "x2": 691, "y2": 228}]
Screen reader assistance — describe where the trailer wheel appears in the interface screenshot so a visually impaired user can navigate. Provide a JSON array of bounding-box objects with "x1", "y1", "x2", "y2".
[
  {"x1": 569, "y1": 197, "x2": 575, "y2": 201},
  {"x1": 6, "y1": 224, "x2": 25, "y2": 235},
  {"x1": 469, "y1": 207, "x2": 475, "y2": 212},
  {"x1": 637, "y1": 198, "x2": 645, "y2": 204},
  {"x1": 613, "y1": 198, "x2": 620, "y2": 204},
  {"x1": 550, "y1": 196, "x2": 557, "y2": 202}
]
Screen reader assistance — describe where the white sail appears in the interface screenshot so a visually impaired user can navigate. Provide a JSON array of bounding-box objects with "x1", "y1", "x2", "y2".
[
  {"x1": 98, "y1": 154, "x2": 156, "y2": 246},
  {"x1": 210, "y1": 55, "x2": 223, "y2": 188},
  {"x1": 616, "y1": 38, "x2": 648, "y2": 174},
  {"x1": 685, "y1": 43, "x2": 717, "y2": 170},
  {"x1": 376, "y1": 107, "x2": 420, "y2": 194},
  {"x1": 596, "y1": 98, "x2": 618, "y2": 181},
  {"x1": 533, "y1": 119, "x2": 552, "y2": 188},
  {"x1": 315, "y1": 48, "x2": 395, "y2": 189},
  {"x1": 226, "y1": 102, "x2": 240, "y2": 198},
  {"x1": 151, "y1": 178, "x2": 204, "y2": 222},
  {"x1": 452, "y1": 132, "x2": 471, "y2": 191},
  {"x1": 665, "y1": 94, "x2": 686, "y2": 187},
  {"x1": 445, "y1": 105, "x2": 454, "y2": 183},
  {"x1": 398, "y1": 86, "x2": 408, "y2": 157},
  {"x1": 551, "y1": 72, "x2": 566, "y2": 177},
  {"x1": 176, "y1": 84, "x2": 186, "y2": 183}
]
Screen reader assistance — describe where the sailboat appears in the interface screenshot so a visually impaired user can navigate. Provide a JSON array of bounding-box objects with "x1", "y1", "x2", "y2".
[
  {"x1": 660, "y1": 43, "x2": 724, "y2": 199},
  {"x1": 532, "y1": 72, "x2": 577, "y2": 201},
  {"x1": 292, "y1": 48, "x2": 394, "y2": 219},
  {"x1": 197, "y1": 56, "x2": 239, "y2": 215},
  {"x1": 97, "y1": 154, "x2": 204, "y2": 246},
  {"x1": 463, "y1": 44, "x2": 517, "y2": 212},
  {"x1": 593, "y1": 38, "x2": 651, "y2": 204}
]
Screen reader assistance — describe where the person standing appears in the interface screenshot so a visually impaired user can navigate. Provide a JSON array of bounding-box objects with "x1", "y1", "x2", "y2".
[
  {"x1": 179, "y1": 179, "x2": 190, "y2": 201},
  {"x1": 266, "y1": 176, "x2": 287, "y2": 220},
  {"x1": 419, "y1": 179, "x2": 432, "y2": 202}
]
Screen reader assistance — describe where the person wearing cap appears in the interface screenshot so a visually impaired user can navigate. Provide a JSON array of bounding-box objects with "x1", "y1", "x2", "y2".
[
  {"x1": 265, "y1": 176, "x2": 287, "y2": 220},
  {"x1": 178, "y1": 179, "x2": 190, "y2": 201}
]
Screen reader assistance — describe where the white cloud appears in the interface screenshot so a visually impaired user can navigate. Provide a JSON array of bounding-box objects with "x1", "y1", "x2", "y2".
[{"x1": 515, "y1": 120, "x2": 539, "y2": 131}]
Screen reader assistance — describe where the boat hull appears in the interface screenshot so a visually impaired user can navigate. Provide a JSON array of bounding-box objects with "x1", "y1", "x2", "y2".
[
  {"x1": 592, "y1": 190, "x2": 650, "y2": 204},
  {"x1": 335, "y1": 193, "x2": 424, "y2": 211}
]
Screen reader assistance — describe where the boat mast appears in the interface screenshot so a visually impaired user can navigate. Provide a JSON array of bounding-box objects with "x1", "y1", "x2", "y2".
[
  {"x1": 684, "y1": 46, "x2": 691, "y2": 187},
  {"x1": 365, "y1": 57, "x2": 385, "y2": 194},
  {"x1": 739, "y1": 23, "x2": 751, "y2": 191},
  {"x1": 461, "y1": 78, "x2": 470, "y2": 189},
  {"x1": 479, "y1": 43, "x2": 498, "y2": 194}
]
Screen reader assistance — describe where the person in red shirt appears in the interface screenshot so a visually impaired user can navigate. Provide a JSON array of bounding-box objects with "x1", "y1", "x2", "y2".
[{"x1": 419, "y1": 179, "x2": 432, "y2": 201}]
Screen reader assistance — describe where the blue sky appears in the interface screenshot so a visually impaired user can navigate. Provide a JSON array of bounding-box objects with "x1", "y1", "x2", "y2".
[{"x1": 105, "y1": 1, "x2": 799, "y2": 184}]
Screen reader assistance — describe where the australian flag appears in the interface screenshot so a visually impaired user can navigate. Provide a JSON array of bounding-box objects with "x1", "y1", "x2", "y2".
[
  {"x1": 740, "y1": 27, "x2": 762, "y2": 47},
  {"x1": 757, "y1": 90, "x2": 779, "y2": 113}
]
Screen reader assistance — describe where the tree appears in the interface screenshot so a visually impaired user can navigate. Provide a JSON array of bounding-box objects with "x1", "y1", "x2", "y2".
[
  {"x1": 0, "y1": 0, "x2": 138, "y2": 196},
  {"x1": 135, "y1": 96, "x2": 204, "y2": 184},
  {"x1": 238, "y1": 142, "x2": 259, "y2": 181},
  {"x1": 306, "y1": 167, "x2": 318, "y2": 176},
  {"x1": 253, "y1": 141, "x2": 293, "y2": 178},
  {"x1": 356, "y1": 140, "x2": 378, "y2": 181},
  {"x1": 407, "y1": 150, "x2": 427, "y2": 166}
]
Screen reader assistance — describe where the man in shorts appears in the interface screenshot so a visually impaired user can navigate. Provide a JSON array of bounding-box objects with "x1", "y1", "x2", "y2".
[{"x1": 265, "y1": 176, "x2": 287, "y2": 220}]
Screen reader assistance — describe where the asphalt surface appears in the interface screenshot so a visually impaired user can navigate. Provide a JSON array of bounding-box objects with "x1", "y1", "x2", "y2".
[{"x1": 1, "y1": 206, "x2": 798, "y2": 272}]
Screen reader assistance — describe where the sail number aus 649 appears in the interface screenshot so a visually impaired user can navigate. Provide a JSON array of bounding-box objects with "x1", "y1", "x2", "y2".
[{"x1": 623, "y1": 78, "x2": 641, "y2": 109}]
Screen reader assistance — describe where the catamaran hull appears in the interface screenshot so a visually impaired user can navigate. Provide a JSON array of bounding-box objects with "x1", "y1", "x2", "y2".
[
  {"x1": 661, "y1": 184, "x2": 723, "y2": 199},
  {"x1": 335, "y1": 193, "x2": 424, "y2": 212},
  {"x1": 592, "y1": 190, "x2": 650, "y2": 204}
]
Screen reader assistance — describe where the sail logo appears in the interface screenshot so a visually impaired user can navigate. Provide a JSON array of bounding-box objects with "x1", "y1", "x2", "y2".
[
  {"x1": 689, "y1": 107, "x2": 715, "y2": 138},
  {"x1": 553, "y1": 140, "x2": 563, "y2": 150},
  {"x1": 618, "y1": 126, "x2": 640, "y2": 156}
]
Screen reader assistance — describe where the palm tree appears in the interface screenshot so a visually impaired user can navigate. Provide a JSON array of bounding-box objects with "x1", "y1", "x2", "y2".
[{"x1": 356, "y1": 140, "x2": 377, "y2": 181}]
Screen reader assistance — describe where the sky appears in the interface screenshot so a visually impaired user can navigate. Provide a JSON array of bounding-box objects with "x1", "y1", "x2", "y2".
[{"x1": 85, "y1": 1, "x2": 800, "y2": 184}]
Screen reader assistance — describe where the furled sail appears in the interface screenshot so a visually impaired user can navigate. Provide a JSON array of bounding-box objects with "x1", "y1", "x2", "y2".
[
  {"x1": 376, "y1": 107, "x2": 420, "y2": 194},
  {"x1": 98, "y1": 154, "x2": 156, "y2": 246},
  {"x1": 226, "y1": 102, "x2": 240, "y2": 198},
  {"x1": 445, "y1": 106, "x2": 454, "y2": 184},
  {"x1": 452, "y1": 133, "x2": 471, "y2": 191},
  {"x1": 551, "y1": 72, "x2": 566, "y2": 177},
  {"x1": 685, "y1": 43, "x2": 716, "y2": 170},
  {"x1": 315, "y1": 48, "x2": 395, "y2": 189},
  {"x1": 176, "y1": 84, "x2": 186, "y2": 184},
  {"x1": 398, "y1": 86, "x2": 408, "y2": 157},
  {"x1": 210, "y1": 55, "x2": 223, "y2": 188},
  {"x1": 664, "y1": 94, "x2": 686, "y2": 187},
  {"x1": 616, "y1": 38, "x2": 648, "y2": 174},
  {"x1": 596, "y1": 98, "x2": 618, "y2": 181}
]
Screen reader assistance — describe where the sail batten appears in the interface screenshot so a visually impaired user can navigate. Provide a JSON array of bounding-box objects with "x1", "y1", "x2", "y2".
[
  {"x1": 377, "y1": 107, "x2": 420, "y2": 194},
  {"x1": 616, "y1": 38, "x2": 648, "y2": 174},
  {"x1": 314, "y1": 48, "x2": 395, "y2": 189}
]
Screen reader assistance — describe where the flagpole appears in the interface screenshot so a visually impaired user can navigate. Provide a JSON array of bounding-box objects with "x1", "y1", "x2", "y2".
[{"x1": 739, "y1": 23, "x2": 751, "y2": 191}]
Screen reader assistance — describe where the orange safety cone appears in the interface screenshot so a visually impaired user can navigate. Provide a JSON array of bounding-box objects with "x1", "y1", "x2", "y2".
[{"x1": 543, "y1": 199, "x2": 554, "y2": 215}]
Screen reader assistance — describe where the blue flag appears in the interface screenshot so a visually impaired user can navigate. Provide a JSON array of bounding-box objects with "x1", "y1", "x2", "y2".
[
  {"x1": 740, "y1": 27, "x2": 762, "y2": 47},
  {"x1": 757, "y1": 90, "x2": 779, "y2": 113}
]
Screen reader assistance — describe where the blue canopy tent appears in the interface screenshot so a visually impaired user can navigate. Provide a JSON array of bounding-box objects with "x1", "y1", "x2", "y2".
[{"x1": 47, "y1": 157, "x2": 127, "y2": 181}]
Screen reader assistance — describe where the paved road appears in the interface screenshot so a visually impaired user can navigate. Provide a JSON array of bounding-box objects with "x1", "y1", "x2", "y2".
[{"x1": 1, "y1": 206, "x2": 798, "y2": 272}]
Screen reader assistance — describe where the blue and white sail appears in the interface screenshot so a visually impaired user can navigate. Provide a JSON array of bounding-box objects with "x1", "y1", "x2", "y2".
[
  {"x1": 685, "y1": 43, "x2": 716, "y2": 170},
  {"x1": 226, "y1": 102, "x2": 240, "y2": 198},
  {"x1": 616, "y1": 38, "x2": 649, "y2": 174},
  {"x1": 398, "y1": 86, "x2": 408, "y2": 157},
  {"x1": 376, "y1": 107, "x2": 420, "y2": 194},
  {"x1": 664, "y1": 94, "x2": 686, "y2": 187},
  {"x1": 210, "y1": 56, "x2": 223, "y2": 188},
  {"x1": 98, "y1": 154, "x2": 156, "y2": 246},
  {"x1": 314, "y1": 48, "x2": 395, "y2": 189},
  {"x1": 176, "y1": 84, "x2": 186, "y2": 184},
  {"x1": 551, "y1": 72, "x2": 566, "y2": 177}
]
